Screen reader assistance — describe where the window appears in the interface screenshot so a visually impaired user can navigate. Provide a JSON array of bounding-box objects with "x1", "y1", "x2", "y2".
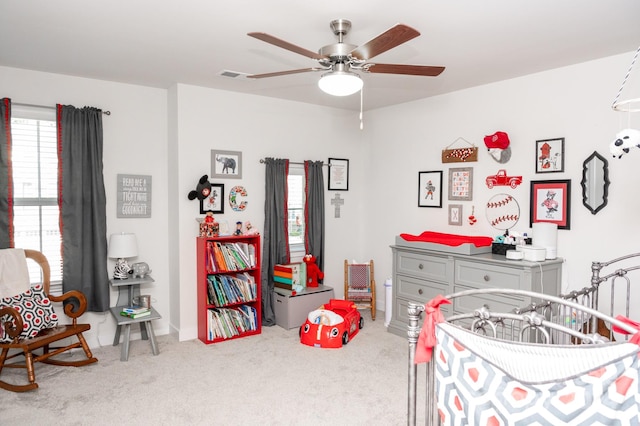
[
  {"x1": 287, "y1": 165, "x2": 305, "y2": 260},
  {"x1": 11, "y1": 105, "x2": 62, "y2": 286}
]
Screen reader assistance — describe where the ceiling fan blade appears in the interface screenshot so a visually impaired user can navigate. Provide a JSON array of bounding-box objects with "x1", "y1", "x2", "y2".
[
  {"x1": 365, "y1": 64, "x2": 445, "y2": 76},
  {"x1": 350, "y1": 24, "x2": 420, "y2": 61},
  {"x1": 248, "y1": 32, "x2": 327, "y2": 60},
  {"x1": 247, "y1": 68, "x2": 320, "y2": 79}
]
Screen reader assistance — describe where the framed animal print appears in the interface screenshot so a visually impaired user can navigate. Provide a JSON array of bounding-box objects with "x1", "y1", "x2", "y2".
[
  {"x1": 530, "y1": 179, "x2": 571, "y2": 230},
  {"x1": 536, "y1": 138, "x2": 564, "y2": 173},
  {"x1": 211, "y1": 149, "x2": 242, "y2": 179}
]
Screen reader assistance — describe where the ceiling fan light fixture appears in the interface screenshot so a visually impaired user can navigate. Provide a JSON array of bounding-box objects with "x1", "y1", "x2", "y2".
[{"x1": 318, "y1": 71, "x2": 363, "y2": 96}]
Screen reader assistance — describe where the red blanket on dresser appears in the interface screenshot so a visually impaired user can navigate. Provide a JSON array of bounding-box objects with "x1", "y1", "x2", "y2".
[{"x1": 399, "y1": 231, "x2": 493, "y2": 247}]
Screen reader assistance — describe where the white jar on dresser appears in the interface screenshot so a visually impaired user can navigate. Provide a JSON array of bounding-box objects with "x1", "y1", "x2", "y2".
[{"x1": 387, "y1": 242, "x2": 563, "y2": 338}]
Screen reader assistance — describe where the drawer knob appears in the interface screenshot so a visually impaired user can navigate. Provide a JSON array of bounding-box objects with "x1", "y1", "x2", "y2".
[
  {"x1": 418, "y1": 263, "x2": 424, "y2": 270},
  {"x1": 484, "y1": 275, "x2": 490, "y2": 282},
  {"x1": 418, "y1": 288, "x2": 423, "y2": 295}
]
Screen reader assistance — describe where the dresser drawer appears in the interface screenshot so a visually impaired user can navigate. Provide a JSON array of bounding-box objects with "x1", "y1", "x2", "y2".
[
  {"x1": 396, "y1": 250, "x2": 450, "y2": 282},
  {"x1": 455, "y1": 260, "x2": 524, "y2": 290},
  {"x1": 452, "y1": 284, "x2": 524, "y2": 316},
  {"x1": 394, "y1": 296, "x2": 451, "y2": 327},
  {"x1": 396, "y1": 274, "x2": 448, "y2": 302}
]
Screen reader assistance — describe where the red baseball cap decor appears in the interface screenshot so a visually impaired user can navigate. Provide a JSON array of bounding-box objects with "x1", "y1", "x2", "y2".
[{"x1": 484, "y1": 131, "x2": 510, "y2": 150}]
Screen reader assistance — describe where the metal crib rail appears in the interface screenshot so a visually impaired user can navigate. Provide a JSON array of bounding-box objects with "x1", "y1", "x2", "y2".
[{"x1": 406, "y1": 287, "x2": 640, "y2": 426}]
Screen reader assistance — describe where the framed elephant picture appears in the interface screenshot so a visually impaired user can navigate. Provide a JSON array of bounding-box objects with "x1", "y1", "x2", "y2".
[{"x1": 211, "y1": 149, "x2": 242, "y2": 179}]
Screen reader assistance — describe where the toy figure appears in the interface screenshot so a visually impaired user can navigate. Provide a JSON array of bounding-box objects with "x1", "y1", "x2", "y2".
[
  {"x1": 234, "y1": 221, "x2": 243, "y2": 236},
  {"x1": 204, "y1": 211, "x2": 214, "y2": 223},
  {"x1": 244, "y1": 221, "x2": 259, "y2": 235},
  {"x1": 303, "y1": 254, "x2": 324, "y2": 288}
]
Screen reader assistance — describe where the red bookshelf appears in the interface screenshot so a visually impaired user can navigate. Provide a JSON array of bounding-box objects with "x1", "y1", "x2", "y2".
[{"x1": 196, "y1": 235, "x2": 261, "y2": 344}]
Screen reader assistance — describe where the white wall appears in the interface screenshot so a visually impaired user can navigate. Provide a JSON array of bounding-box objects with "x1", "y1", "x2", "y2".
[
  {"x1": 365, "y1": 52, "x2": 640, "y2": 300},
  {"x1": 0, "y1": 66, "x2": 170, "y2": 347},
  {"x1": 172, "y1": 84, "x2": 367, "y2": 340},
  {"x1": 2, "y1": 50, "x2": 639, "y2": 346}
]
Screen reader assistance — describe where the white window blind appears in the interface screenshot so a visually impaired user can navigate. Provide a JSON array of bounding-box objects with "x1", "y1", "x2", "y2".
[
  {"x1": 11, "y1": 106, "x2": 63, "y2": 286},
  {"x1": 287, "y1": 165, "x2": 305, "y2": 260}
]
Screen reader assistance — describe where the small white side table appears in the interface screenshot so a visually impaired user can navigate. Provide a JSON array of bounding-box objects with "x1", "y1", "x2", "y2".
[{"x1": 109, "y1": 276, "x2": 161, "y2": 361}]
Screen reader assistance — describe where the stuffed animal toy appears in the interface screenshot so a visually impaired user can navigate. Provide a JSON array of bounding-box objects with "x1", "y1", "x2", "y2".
[
  {"x1": 303, "y1": 254, "x2": 324, "y2": 288},
  {"x1": 188, "y1": 175, "x2": 212, "y2": 200},
  {"x1": 244, "y1": 221, "x2": 259, "y2": 235},
  {"x1": 610, "y1": 128, "x2": 640, "y2": 159}
]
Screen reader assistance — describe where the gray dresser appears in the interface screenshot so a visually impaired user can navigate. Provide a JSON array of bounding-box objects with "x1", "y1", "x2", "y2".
[{"x1": 387, "y1": 244, "x2": 563, "y2": 338}]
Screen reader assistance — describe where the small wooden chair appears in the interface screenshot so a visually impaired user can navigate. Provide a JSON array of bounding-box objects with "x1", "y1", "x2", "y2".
[
  {"x1": 0, "y1": 249, "x2": 97, "y2": 392},
  {"x1": 344, "y1": 259, "x2": 376, "y2": 320}
]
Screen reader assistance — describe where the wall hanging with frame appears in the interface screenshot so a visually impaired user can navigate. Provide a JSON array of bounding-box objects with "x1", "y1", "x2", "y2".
[
  {"x1": 580, "y1": 151, "x2": 609, "y2": 215},
  {"x1": 448, "y1": 167, "x2": 473, "y2": 201},
  {"x1": 200, "y1": 183, "x2": 224, "y2": 214},
  {"x1": 328, "y1": 158, "x2": 349, "y2": 191},
  {"x1": 530, "y1": 179, "x2": 571, "y2": 230},
  {"x1": 448, "y1": 204, "x2": 463, "y2": 226},
  {"x1": 211, "y1": 149, "x2": 242, "y2": 179},
  {"x1": 418, "y1": 171, "x2": 443, "y2": 208},
  {"x1": 116, "y1": 174, "x2": 152, "y2": 218},
  {"x1": 441, "y1": 137, "x2": 478, "y2": 163},
  {"x1": 535, "y1": 138, "x2": 564, "y2": 173}
]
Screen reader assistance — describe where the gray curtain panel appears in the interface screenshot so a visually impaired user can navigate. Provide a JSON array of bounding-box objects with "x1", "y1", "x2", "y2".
[
  {"x1": 304, "y1": 160, "x2": 325, "y2": 272},
  {"x1": 261, "y1": 158, "x2": 289, "y2": 326},
  {"x1": 57, "y1": 105, "x2": 109, "y2": 312},
  {"x1": 0, "y1": 98, "x2": 12, "y2": 249}
]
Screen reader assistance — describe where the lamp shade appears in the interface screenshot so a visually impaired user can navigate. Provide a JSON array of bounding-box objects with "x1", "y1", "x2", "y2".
[
  {"x1": 318, "y1": 71, "x2": 363, "y2": 96},
  {"x1": 108, "y1": 233, "x2": 138, "y2": 259}
]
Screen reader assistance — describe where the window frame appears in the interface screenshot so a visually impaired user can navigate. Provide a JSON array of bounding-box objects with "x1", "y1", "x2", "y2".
[
  {"x1": 287, "y1": 165, "x2": 306, "y2": 262},
  {"x1": 10, "y1": 105, "x2": 63, "y2": 291}
]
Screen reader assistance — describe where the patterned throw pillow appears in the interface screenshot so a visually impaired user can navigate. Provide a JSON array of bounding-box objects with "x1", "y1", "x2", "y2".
[{"x1": 0, "y1": 284, "x2": 58, "y2": 343}]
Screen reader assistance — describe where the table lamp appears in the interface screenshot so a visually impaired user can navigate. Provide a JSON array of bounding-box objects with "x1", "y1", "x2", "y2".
[{"x1": 108, "y1": 233, "x2": 138, "y2": 279}]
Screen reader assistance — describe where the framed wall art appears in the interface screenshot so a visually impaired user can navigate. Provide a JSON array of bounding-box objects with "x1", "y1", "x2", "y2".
[
  {"x1": 535, "y1": 137, "x2": 564, "y2": 173},
  {"x1": 200, "y1": 183, "x2": 224, "y2": 214},
  {"x1": 211, "y1": 149, "x2": 242, "y2": 179},
  {"x1": 328, "y1": 158, "x2": 349, "y2": 191},
  {"x1": 116, "y1": 174, "x2": 152, "y2": 218},
  {"x1": 448, "y1": 204, "x2": 463, "y2": 226},
  {"x1": 530, "y1": 179, "x2": 571, "y2": 230},
  {"x1": 418, "y1": 171, "x2": 443, "y2": 208},
  {"x1": 448, "y1": 167, "x2": 473, "y2": 201}
]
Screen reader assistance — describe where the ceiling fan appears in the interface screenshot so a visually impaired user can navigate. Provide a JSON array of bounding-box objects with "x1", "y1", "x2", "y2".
[{"x1": 246, "y1": 19, "x2": 445, "y2": 96}]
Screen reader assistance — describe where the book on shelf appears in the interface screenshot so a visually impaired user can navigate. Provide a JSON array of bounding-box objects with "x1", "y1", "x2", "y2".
[
  {"x1": 120, "y1": 309, "x2": 151, "y2": 319},
  {"x1": 121, "y1": 305, "x2": 150, "y2": 314}
]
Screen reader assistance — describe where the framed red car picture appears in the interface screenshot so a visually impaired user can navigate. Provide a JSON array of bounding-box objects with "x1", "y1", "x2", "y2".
[{"x1": 529, "y1": 179, "x2": 571, "y2": 229}]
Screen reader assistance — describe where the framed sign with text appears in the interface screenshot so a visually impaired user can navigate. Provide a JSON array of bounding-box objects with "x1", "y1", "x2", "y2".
[
  {"x1": 328, "y1": 158, "x2": 349, "y2": 191},
  {"x1": 117, "y1": 174, "x2": 152, "y2": 218}
]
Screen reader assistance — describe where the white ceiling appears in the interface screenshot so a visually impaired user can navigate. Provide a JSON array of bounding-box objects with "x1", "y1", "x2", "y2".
[{"x1": 2, "y1": 1, "x2": 640, "y2": 112}]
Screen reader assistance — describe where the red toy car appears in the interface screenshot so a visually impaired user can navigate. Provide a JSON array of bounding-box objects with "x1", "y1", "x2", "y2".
[{"x1": 300, "y1": 299, "x2": 363, "y2": 348}]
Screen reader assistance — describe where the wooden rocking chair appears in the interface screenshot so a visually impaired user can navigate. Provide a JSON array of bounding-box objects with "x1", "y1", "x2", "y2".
[
  {"x1": 0, "y1": 249, "x2": 97, "y2": 392},
  {"x1": 344, "y1": 259, "x2": 376, "y2": 320}
]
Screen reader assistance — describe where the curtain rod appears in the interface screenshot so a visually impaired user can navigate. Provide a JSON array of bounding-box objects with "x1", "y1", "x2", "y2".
[
  {"x1": 13, "y1": 102, "x2": 111, "y2": 115},
  {"x1": 259, "y1": 158, "x2": 327, "y2": 167}
]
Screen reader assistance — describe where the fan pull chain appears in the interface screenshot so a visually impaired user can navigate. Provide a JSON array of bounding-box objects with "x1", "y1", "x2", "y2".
[
  {"x1": 612, "y1": 45, "x2": 640, "y2": 112},
  {"x1": 359, "y1": 86, "x2": 364, "y2": 130}
]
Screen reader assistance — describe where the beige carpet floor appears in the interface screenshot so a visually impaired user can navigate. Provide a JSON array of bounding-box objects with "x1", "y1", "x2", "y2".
[{"x1": 0, "y1": 312, "x2": 420, "y2": 425}]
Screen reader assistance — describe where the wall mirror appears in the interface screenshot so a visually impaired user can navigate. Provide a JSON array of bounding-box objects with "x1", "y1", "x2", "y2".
[{"x1": 580, "y1": 151, "x2": 609, "y2": 215}]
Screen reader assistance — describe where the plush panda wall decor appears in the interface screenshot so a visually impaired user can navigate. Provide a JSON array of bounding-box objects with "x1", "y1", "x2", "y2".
[{"x1": 610, "y1": 128, "x2": 640, "y2": 159}]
